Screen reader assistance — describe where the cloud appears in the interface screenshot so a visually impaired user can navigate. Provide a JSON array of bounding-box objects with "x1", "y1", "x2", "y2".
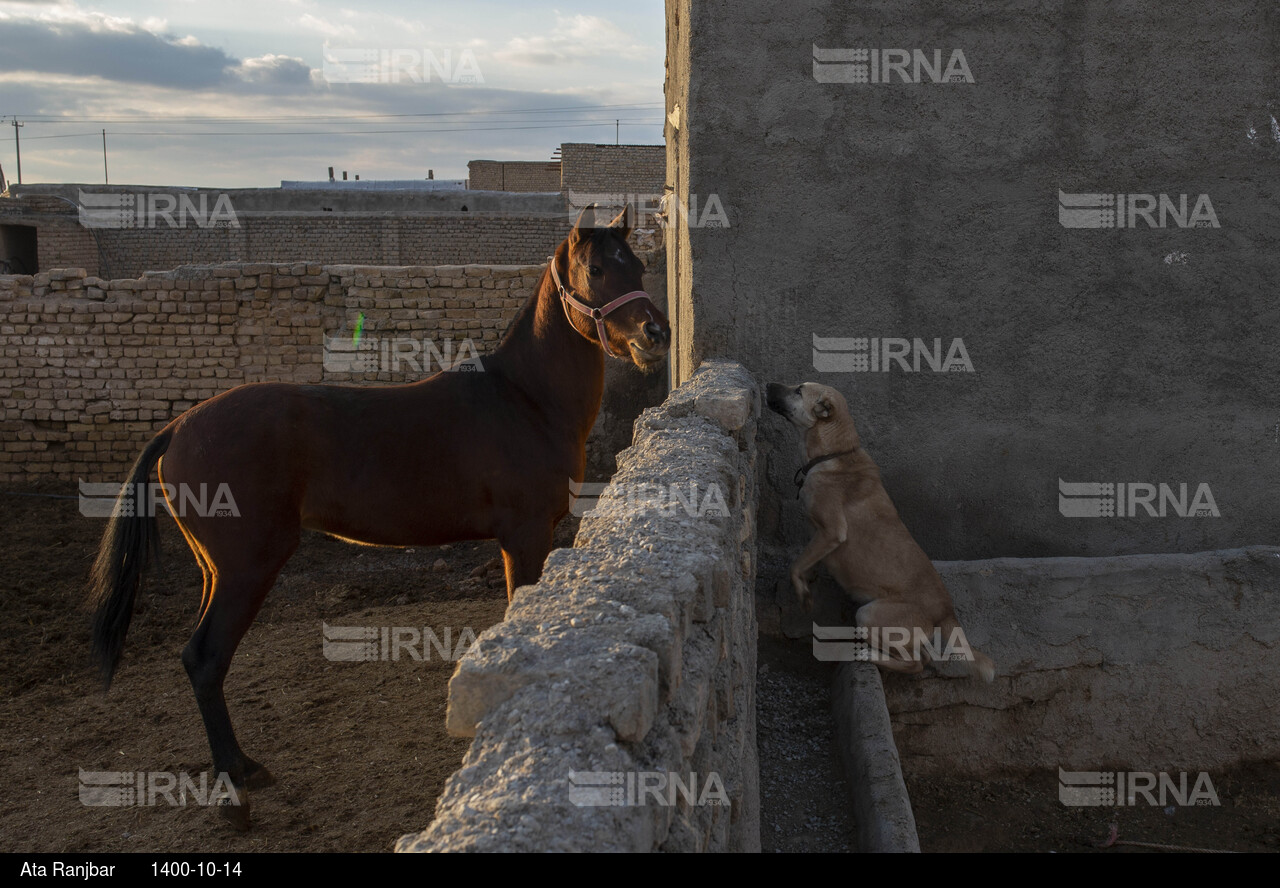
[
  {"x1": 496, "y1": 14, "x2": 651, "y2": 66},
  {"x1": 296, "y1": 13, "x2": 355, "y2": 38},
  {"x1": 0, "y1": 17, "x2": 236, "y2": 88},
  {"x1": 0, "y1": 4, "x2": 664, "y2": 187},
  {"x1": 233, "y1": 54, "x2": 313, "y2": 88},
  {"x1": 0, "y1": 11, "x2": 320, "y2": 95}
]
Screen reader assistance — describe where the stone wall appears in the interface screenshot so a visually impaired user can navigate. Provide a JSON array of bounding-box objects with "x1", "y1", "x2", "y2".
[
  {"x1": 0, "y1": 255, "x2": 664, "y2": 487},
  {"x1": 561, "y1": 143, "x2": 666, "y2": 204},
  {"x1": 467, "y1": 160, "x2": 562, "y2": 193},
  {"x1": 397, "y1": 360, "x2": 761, "y2": 852}
]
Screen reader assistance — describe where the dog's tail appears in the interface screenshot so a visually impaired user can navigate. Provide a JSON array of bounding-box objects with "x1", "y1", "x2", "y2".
[{"x1": 941, "y1": 615, "x2": 995, "y2": 683}]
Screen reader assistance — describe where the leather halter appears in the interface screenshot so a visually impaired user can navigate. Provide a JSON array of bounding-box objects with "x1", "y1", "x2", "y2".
[
  {"x1": 794, "y1": 448, "x2": 858, "y2": 499},
  {"x1": 548, "y1": 254, "x2": 653, "y2": 359}
]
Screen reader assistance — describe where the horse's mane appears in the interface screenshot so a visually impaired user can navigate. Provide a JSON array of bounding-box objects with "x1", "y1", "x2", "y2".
[{"x1": 496, "y1": 226, "x2": 631, "y2": 352}]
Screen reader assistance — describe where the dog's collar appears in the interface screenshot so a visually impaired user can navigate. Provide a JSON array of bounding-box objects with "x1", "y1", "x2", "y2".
[{"x1": 794, "y1": 448, "x2": 858, "y2": 498}]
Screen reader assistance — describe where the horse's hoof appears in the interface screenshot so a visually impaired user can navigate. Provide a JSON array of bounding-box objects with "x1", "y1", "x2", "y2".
[
  {"x1": 216, "y1": 787, "x2": 251, "y2": 832},
  {"x1": 243, "y1": 765, "x2": 276, "y2": 791}
]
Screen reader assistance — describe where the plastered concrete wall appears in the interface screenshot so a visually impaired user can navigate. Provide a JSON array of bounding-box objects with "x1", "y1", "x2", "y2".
[
  {"x1": 0, "y1": 255, "x2": 664, "y2": 486},
  {"x1": 791, "y1": 547, "x2": 1280, "y2": 776},
  {"x1": 397, "y1": 360, "x2": 761, "y2": 852},
  {"x1": 667, "y1": 0, "x2": 1280, "y2": 563}
]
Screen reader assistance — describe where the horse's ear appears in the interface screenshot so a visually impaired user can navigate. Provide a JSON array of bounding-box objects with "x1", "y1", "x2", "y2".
[
  {"x1": 608, "y1": 205, "x2": 632, "y2": 242},
  {"x1": 569, "y1": 204, "x2": 596, "y2": 248}
]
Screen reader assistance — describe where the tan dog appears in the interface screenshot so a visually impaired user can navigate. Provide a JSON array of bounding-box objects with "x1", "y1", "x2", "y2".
[{"x1": 767, "y1": 381, "x2": 994, "y2": 681}]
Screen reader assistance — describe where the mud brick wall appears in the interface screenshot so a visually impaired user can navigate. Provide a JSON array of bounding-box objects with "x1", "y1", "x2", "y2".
[
  {"x1": 91, "y1": 216, "x2": 569, "y2": 280},
  {"x1": 560, "y1": 143, "x2": 666, "y2": 200},
  {"x1": 397, "y1": 360, "x2": 761, "y2": 853},
  {"x1": 0, "y1": 196, "x2": 572, "y2": 279},
  {"x1": 0, "y1": 263, "x2": 530, "y2": 485},
  {"x1": 467, "y1": 160, "x2": 562, "y2": 192},
  {"x1": 32, "y1": 219, "x2": 99, "y2": 274},
  {"x1": 0, "y1": 257, "x2": 663, "y2": 487}
]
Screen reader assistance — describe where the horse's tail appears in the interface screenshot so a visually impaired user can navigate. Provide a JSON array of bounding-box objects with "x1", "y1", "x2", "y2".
[
  {"x1": 89, "y1": 430, "x2": 173, "y2": 690},
  {"x1": 941, "y1": 614, "x2": 995, "y2": 683}
]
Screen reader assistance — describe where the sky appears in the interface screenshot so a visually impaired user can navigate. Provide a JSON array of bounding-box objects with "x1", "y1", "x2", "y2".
[{"x1": 0, "y1": 0, "x2": 666, "y2": 188}]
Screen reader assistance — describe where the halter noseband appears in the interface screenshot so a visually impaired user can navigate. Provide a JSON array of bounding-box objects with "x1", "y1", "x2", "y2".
[{"x1": 548, "y1": 254, "x2": 653, "y2": 359}]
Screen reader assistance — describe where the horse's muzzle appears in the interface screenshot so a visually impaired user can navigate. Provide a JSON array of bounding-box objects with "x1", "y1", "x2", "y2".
[{"x1": 629, "y1": 319, "x2": 671, "y2": 369}]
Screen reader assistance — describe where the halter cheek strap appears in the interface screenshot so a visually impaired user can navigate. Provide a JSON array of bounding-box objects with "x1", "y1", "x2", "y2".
[{"x1": 548, "y1": 255, "x2": 652, "y2": 359}]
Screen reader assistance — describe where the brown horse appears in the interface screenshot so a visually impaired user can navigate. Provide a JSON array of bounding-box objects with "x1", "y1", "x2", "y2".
[{"x1": 88, "y1": 206, "x2": 669, "y2": 829}]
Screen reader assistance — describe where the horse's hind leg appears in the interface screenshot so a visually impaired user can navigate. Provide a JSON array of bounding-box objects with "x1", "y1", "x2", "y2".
[{"x1": 181, "y1": 539, "x2": 297, "y2": 830}]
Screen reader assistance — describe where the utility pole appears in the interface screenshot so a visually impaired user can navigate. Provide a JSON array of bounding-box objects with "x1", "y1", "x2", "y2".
[
  {"x1": 616, "y1": 119, "x2": 620, "y2": 145},
  {"x1": 102, "y1": 130, "x2": 108, "y2": 184},
  {"x1": 11, "y1": 119, "x2": 22, "y2": 185}
]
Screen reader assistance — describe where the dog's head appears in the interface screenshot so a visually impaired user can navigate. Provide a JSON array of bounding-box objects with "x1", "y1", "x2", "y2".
[
  {"x1": 765, "y1": 381, "x2": 847, "y2": 428},
  {"x1": 766, "y1": 381, "x2": 861, "y2": 454}
]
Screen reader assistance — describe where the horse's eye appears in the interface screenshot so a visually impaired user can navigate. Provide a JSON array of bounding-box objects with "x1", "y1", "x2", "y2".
[{"x1": 588, "y1": 265, "x2": 602, "y2": 276}]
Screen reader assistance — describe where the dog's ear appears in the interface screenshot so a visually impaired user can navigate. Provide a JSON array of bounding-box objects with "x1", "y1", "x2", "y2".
[{"x1": 813, "y1": 397, "x2": 833, "y2": 420}]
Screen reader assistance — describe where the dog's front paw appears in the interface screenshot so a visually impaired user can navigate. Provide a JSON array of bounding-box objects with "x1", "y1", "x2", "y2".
[{"x1": 790, "y1": 571, "x2": 813, "y2": 608}]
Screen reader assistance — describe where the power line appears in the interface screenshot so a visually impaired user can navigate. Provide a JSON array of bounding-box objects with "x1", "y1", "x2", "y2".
[
  {"x1": 0, "y1": 120, "x2": 664, "y2": 142},
  {"x1": 10, "y1": 102, "x2": 664, "y2": 124}
]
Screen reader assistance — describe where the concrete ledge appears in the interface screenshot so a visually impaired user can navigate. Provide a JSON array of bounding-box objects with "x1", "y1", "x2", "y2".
[
  {"x1": 832, "y1": 663, "x2": 920, "y2": 853},
  {"x1": 882, "y1": 546, "x2": 1280, "y2": 776}
]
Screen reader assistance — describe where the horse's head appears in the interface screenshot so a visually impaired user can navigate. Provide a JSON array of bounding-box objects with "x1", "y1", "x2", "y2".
[{"x1": 554, "y1": 205, "x2": 671, "y2": 372}]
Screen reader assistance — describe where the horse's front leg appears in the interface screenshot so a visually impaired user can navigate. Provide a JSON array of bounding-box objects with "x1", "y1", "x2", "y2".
[{"x1": 498, "y1": 519, "x2": 556, "y2": 602}]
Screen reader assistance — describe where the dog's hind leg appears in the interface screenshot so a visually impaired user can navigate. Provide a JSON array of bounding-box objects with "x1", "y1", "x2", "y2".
[{"x1": 855, "y1": 601, "x2": 926, "y2": 674}]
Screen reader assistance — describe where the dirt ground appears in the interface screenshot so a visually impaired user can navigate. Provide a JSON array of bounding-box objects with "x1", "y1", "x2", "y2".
[
  {"x1": 756, "y1": 636, "x2": 856, "y2": 852},
  {"x1": 0, "y1": 490, "x2": 560, "y2": 852}
]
